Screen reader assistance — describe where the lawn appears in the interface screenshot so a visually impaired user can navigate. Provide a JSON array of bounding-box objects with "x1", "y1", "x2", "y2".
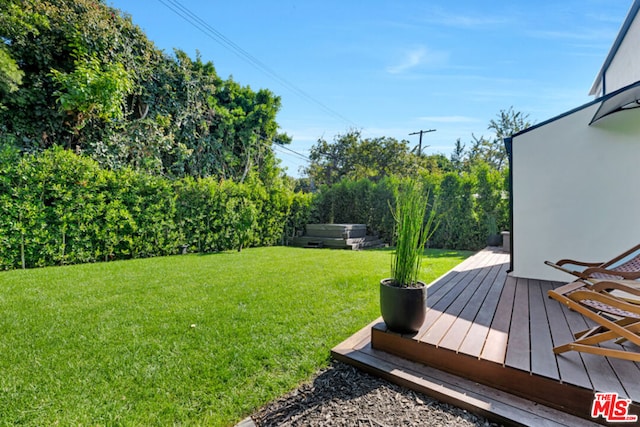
[{"x1": 0, "y1": 246, "x2": 472, "y2": 426}]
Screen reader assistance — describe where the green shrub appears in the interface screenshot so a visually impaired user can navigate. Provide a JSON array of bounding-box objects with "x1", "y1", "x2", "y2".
[
  {"x1": 429, "y1": 172, "x2": 481, "y2": 250},
  {"x1": 308, "y1": 166, "x2": 507, "y2": 251},
  {"x1": 0, "y1": 147, "x2": 312, "y2": 269}
]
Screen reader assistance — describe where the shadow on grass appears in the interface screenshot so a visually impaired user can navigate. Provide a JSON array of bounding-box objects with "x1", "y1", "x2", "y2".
[{"x1": 190, "y1": 246, "x2": 474, "y2": 259}]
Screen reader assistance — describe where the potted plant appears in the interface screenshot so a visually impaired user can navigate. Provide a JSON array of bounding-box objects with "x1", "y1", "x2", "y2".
[{"x1": 380, "y1": 179, "x2": 437, "y2": 334}]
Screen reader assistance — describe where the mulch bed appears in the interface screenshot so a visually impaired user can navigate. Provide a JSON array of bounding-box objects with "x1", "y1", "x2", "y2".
[{"x1": 251, "y1": 361, "x2": 501, "y2": 426}]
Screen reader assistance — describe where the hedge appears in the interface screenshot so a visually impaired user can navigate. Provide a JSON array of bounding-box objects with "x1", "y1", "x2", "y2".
[
  {"x1": 0, "y1": 146, "x2": 311, "y2": 269},
  {"x1": 310, "y1": 167, "x2": 508, "y2": 251},
  {"x1": 0, "y1": 145, "x2": 508, "y2": 270}
]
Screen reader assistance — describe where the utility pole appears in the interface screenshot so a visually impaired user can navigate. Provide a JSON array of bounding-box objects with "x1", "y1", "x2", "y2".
[{"x1": 409, "y1": 129, "x2": 436, "y2": 156}]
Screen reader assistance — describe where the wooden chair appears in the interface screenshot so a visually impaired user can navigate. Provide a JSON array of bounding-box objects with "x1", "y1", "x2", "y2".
[
  {"x1": 545, "y1": 243, "x2": 640, "y2": 280},
  {"x1": 548, "y1": 279, "x2": 640, "y2": 361}
]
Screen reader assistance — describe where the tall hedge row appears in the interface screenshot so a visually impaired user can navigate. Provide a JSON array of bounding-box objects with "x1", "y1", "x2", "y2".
[
  {"x1": 0, "y1": 145, "x2": 508, "y2": 270},
  {"x1": 310, "y1": 167, "x2": 508, "y2": 251},
  {"x1": 310, "y1": 177, "x2": 397, "y2": 244},
  {"x1": 0, "y1": 146, "x2": 311, "y2": 269}
]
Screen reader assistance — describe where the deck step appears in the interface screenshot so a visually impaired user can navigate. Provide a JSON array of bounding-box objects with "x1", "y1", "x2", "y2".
[{"x1": 332, "y1": 320, "x2": 597, "y2": 427}]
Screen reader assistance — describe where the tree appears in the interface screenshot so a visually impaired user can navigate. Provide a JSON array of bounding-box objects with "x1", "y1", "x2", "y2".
[
  {"x1": 418, "y1": 153, "x2": 453, "y2": 175},
  {"x1": 306, "y1": 130, "x2": 360, "y2": 186},
  {"x1": 450, "y1": 138, "x2": 466, "y2": 172},
  {"x1": 473, "y1": 160, "x2": 504, "y2": 237},
  {"x1": 489, "y1": 107, "x2": 530, "y2": 140},
  {"x1": 0, "y1": 0, "x2": 286, "y2": 181},
  {"x1": 0, "y1": 0, "x2": 153, "y2": 149},
  {"x1": 51, "y1": 55, "x2": 132, "y2": 133},
  {"x1": 305, "y1": 131, "x2": 443, "y2": 186},
  {"x1": 0, "y1": 47, "x2": 23, "y2": 102},
  {"x1": 467, "y1": 107, "x2": 531, "y2": 170}
]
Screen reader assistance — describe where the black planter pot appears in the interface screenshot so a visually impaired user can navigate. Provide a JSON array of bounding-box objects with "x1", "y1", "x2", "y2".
[
  {"x1": 487, "y1": 233, "x2": 502, "y2": 246},
  {"x1": 380, "y1": 279, "x2": 427, "y2": 334}
]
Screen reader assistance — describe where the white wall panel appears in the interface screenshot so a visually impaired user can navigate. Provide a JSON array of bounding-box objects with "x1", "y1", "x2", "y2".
[
  {"x1": 512, "y1": 105, "x2": 640, "y2": 281},
  {"x1": 605, "y1": 15, "x2": 640, "y2": 94}
]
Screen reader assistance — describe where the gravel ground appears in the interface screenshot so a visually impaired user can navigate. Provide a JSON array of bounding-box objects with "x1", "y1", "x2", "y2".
[{"x1": 251, "y1": 361, "x2": 501, "y2": 427}]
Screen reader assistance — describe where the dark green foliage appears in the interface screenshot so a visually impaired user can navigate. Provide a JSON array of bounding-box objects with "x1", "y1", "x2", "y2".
[
  {"x1": 0, "y1": 147, "x2": 311, "y2": 269},
  {"x1": 0, "y1": 146, "x2": 178, "y2": 268},
  {"x1": 284, "y1": 191, "x2": 313, "y2": 243},
  {"x1": 368, "y1": 177, "x2": 399, "y2": 244},
  {"x1": 467, "y1": 107, "x2": 531, "y2": 171},
  {"x1": 310, "y1": 165, "x2": 508, "y2": 251},
  {"x1": 306, "y1": 131, "x2": 445, "y2": 186},
  {"x1": 429, "y1": 172, "x2": 480, "y2": 250},
  {"x1": 0, "y1": 45, "x2": 23, "y2": 103},
  {"x1": 311, "y1": 177, "x2": 399, "y2": 245},
  {"x1": 306, "y1": 107, "x2": 525, "y2": 251},
  {"x1": 0, "y1": 0, "x2": 286, "y2": 180},
  {"x1": 311, "y1": 178, "x2": 378, "y2": 233},
  {"x1": 0, "y1": 0, "x2": 308, "y2": 269},
  {"x1": 0, "y1": 0, "x2": 522, "y2": 261}
]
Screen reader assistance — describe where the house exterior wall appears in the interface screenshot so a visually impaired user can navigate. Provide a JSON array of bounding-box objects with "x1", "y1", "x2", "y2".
[
  {"x1": 604, "y1": 13, "x2": 640, "y2": 95},
  {"x1": 512, "y1": 104, "x2": 640, "y2": 281}
]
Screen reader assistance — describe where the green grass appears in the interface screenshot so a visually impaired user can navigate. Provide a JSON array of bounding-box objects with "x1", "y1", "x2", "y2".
[{"x1": 0, "y1": 246, "x2": 472, "y2": 426}]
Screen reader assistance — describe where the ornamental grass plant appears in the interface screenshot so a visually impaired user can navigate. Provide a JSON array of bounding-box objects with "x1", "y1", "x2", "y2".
[{"x1": 390, "y1": 179, "x2": 438, "y2": 287}]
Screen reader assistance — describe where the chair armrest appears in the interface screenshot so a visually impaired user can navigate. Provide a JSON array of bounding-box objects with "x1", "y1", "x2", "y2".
[{"x1": 553, "y1": 258, "x2": 602, "y2": 267}]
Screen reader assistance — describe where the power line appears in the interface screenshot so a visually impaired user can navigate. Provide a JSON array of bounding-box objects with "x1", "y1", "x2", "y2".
[
  {"x1": 409, "y1": 129, "x2": 436, "y2": 156},
  {"x1": 253, "y1": 132, "x2": 310, "y2": 162},
  {"x1": 156, "y1": 0, "x2": 359, "y2": 128},
  {"x1": 273, "y1": 145, "x2": 310, "y2": 162},
  {"x1": 274, "y1": 144, "x2": 310, "y2": 162}
]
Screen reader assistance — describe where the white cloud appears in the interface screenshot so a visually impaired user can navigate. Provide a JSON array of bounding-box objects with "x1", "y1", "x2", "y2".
[
  {"x1": 434, "y1": 14, "x2": 508, "y2": 29},
  {"x1": 423, "y1": 8, "x2": 511, "y2": 29},
  {"x1": 386, "y1": 46, "x2": 448, "y2": 74},
  {"x1": 418, "y1": 115, "x2": 481, "y2": 124}
]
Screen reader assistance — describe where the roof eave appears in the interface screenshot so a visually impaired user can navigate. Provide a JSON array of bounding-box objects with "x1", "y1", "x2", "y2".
[{"x1": 589, "y1": 0, "x2": 640, "y2": 97}]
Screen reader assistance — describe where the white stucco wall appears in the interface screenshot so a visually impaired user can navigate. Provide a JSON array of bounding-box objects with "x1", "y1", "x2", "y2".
[
  {"x1": 603, "y1": 11, "x2": 640, "y2": 94},
  {"x1": 511, "y1": 104, "x2": 640, "y2": 282}
]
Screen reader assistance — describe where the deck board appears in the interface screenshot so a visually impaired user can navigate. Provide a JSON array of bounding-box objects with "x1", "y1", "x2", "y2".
[
  {"x1": 334, "y1": 341, "x2": 596, "y2": 427},
  {"x1": 608, "y1": 357, "x2": 640, "y2": 402},
  {"x1": 529, "y1": 279, "x2": 560, "y2": 380},
  {"x1": 504, "y1": 277, "x2": 531, "y2": 371},
  {"x1": 560, "y1": 297, "x2": 626, "y2": 395},
  {"x1": 333, "y1": 248, "x2": 640, "y2": 424},
  {"x1": 541, "y1": 280, "x2": 593, "y2": 389},
  {"x1": 481, "y1": 274, "x2": 517, "y2": 363},
  {"x1": 420, "y1": 252, "x2": 495, "y2": 347},
  {"x1": 459, "y1": 260, "x2": 510, "y2": 358},
  {"x1": 414, "y1": 269, "x2": 474, "y2": 338},
  {"x1": 439, "y1": 261, "x2": 503, "y2": 353}
]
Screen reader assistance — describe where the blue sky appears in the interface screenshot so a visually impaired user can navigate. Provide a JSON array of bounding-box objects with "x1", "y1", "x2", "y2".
[{"x1": 108, "y1": 0, "x2": 632, "y2": 177}]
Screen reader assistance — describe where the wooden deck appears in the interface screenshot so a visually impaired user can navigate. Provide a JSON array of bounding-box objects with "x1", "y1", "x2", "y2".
[{"x1": 332, "y1": 248, "x2": 640, "y2": 426}]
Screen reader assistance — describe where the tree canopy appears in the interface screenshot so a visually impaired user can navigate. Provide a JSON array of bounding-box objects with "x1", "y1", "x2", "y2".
[
  {"x1": 466, "y1": 107, "x2": 531, "y2": 170},
  {"x1": 0, "y1": 0, "x2": 287, "y2": 181},
  {"x1": 305, "y1": 130, "x2": 454, "y2": 186}
]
